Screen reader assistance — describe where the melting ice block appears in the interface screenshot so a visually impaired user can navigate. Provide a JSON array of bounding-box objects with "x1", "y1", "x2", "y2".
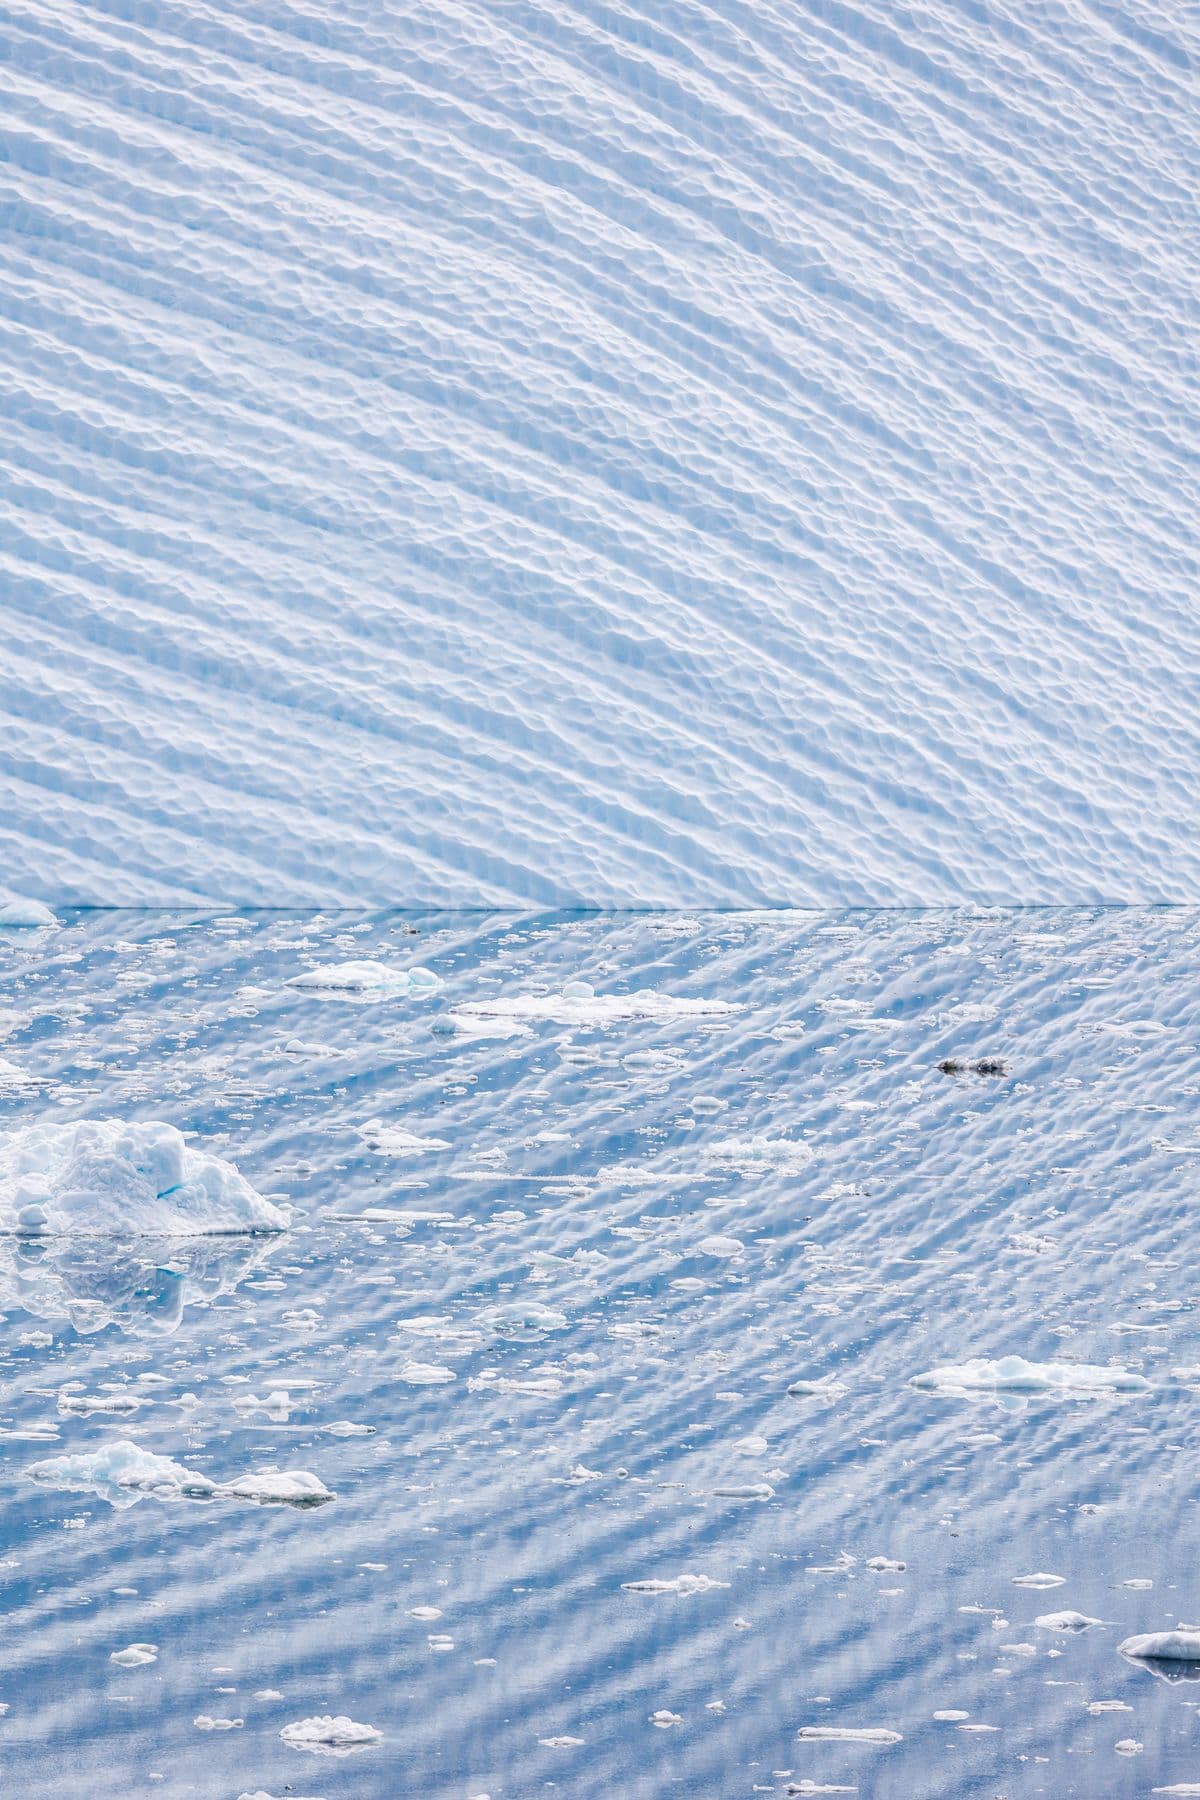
[
  {"x1": 0, "y1": 1120, "x2": 288, "y2": 1236},
  {"x1": 0, "y1": 898, "x2": 57, "y2": 928},
  {"x1": 26, "y1": 1440, "x2": 332, "y2": 1509},
  {"x1": 280, "y1": 1715, "x2": 382, "y2": 1754},
  {"x1": 909, "y1": 1356, "x2": 1147, "y2": 1397},
  {"x1": 287, "y1": 961, "x2": 440, "y2": 995}
]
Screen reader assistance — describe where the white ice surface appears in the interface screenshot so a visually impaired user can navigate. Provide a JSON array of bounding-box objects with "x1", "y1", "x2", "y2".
[
  {"x1": 0, "y1": 2, "x2": 1196, "y2": 907},
  {"x1": 0, "y1": 1119, "x2": 288, "y2": 1235},
  {"x1": 0, "y1": 899, "x2": 57, "y2": 928}
]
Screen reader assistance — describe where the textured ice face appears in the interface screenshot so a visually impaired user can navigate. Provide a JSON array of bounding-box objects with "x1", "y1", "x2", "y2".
[
  {"x1": 0, "y1": 1120, "x2": 289, "y2": 1236},
  {"x1": 280, "y1": 1715, "x2": 382, "y2": 1754}
]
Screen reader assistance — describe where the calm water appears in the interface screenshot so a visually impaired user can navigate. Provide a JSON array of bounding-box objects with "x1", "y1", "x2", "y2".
[{"x1": 1, "y1": 908, "x2": 1199, "y2": 1797}]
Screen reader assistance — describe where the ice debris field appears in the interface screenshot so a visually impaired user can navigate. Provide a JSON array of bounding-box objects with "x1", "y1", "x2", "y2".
[
  {"x1": 0, "y1": 906, "x2": 1198, "y2": 1796},
  {"x1": 0, "y1": 0, "x2": 1197, "y2": 908}
]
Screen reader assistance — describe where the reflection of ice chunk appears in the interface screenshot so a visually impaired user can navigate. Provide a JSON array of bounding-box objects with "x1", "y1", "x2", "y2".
[
  {"x1": 280, "y1": 1715, "x2": 382, "y2": 1755},
  {"x1": 910, "y1": 1357, "x2": 1147, "y2": 1397},
  {"x1": 287, "y1": 961, "x2": 441, "y2": 995},
  {"x1": 27, "y1": 1440, "x2": 332, "y2": 1509},
  {"x1": 0, "y1": 1121, "x2": 288, "y2": 1236},
  {"x1": 622, "y1": 1573, "x2": 729, "y2": 1595},
  {"x1": 358, "y1": 1122, "x2": 450, "y2": 1158},
  {"x1": 0, "y1": 898, "x2": 57, "y2": 928},
  {"x1": 454, "y1": 989, "x2": 739, "y2": 1028}
]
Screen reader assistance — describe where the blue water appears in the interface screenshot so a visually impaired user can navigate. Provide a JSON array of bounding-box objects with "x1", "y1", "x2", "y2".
[{"x1": 1, "y1": 907, "x2": 1199, "y2": 1796}]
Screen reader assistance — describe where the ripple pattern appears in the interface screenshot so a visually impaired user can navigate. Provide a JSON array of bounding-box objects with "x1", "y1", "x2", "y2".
[{"x1": 0, "y1": 2, "x2": 1197, "y2": 903}]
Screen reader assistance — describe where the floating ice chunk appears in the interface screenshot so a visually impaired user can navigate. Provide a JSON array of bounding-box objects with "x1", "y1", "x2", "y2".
[
  {"x1": 0, "y1": 898, "x2": 57, "y2": 929},
  {"x1": 1035, "y1": 1611, "x2": 1103, "y2": 1632},
  {"x1": 287, "y1": 961, "x2": 441, "y2": 995},
  {"x1": 910, "y1": 1357, "x2": 1147, "y2": 1397},
  {"x1": 480, "y1": 1301, "x2": 567, "y2": 1335},
  {"x1": 796, "y1": 1726, "x2": 902, "y2": 1745},
  {"x1": 281, "y1": 1715, "x2": 382, "y2": 1755},
  {"x1": 933, "y1": 1711, "x2": 970, "y2": 1721},
  {"x1": 409, "y1": 1606, "x2": 443, "y2": 1621},
  {"x1": 622, "y1": 1573, "x2": 729, "y2": 1596},
  {"x1": 469, "y1": 1370, "x2": 563, "y2": 1396},
  {"x1": 0, "y1": 1059, "x2": 32, "y2": 1090},
  {"x1": 1152, "y1": 1788, "x2": 1200, "y2": 1796},
  {"x1": 785, "y1": 1785, "x2": 858, "y2": 1796},
  {"x1": 866, "y1": 1557, "x2": 906, "y2": 1573},
  {"x1": 712, "y1": 1483, "x2": 774, "y2": 1501},
  {"x1": 195, "y1": 1715, "x2": 242, "y2": 1729},
  {"x1": 1120, "y1": 1629, "x2": 1200, "y2": 1664},
  {"x1": 707, "y1": 1135, "x2": 813, "y2": 1174},
  {"x1": 27, "y1": 1440, "x2": 331, "y2": 1509},
  {"x1": 220, "y1": 1470, "x2": 333, "y2": 1507},
  {"x1": 401, "y1": 1361, "x2": 456, "y2": 1384},
  {"x1": 539, "y1": 1735, "x2": 585, "y2": 1747},
  {"x1": 697, "y1": 1235, "x2": 743, "y2": 1258},
  {"x1": 650, "y1": 1710, "x2": 682, "y2": 1728},
  {"x1": 561, "y1": 981, "x2": 594, "y2": 999},
  {"x1": 1115, "y1": 1739, "x2": 1142, "y2": 1754},
  {"x1": 358, "y1": 1123, "x2": 451, "y2": 1158},
  {"x1": 787, "y1": 1376, "x2": 846, "y2": 1401},
  {"x1": 0, "y1": 1120, "x2": 288, "y2": 1236},
  {"x1": 239, "y1": 1793, "x2": 329, "y2": 1800},
  {"x1": 58, "y1": 1390, "x2": 140, "y2": 1417},
  {"x1": 454, "y1": 990, "x2": 739, "y2": 1027},
  {"x1": 110, "y1": 1643, "x2": 157, "y2": 1667},
  {"x1": 1013, "y1": 1573, "x2": 1066, "y2": 1589}
]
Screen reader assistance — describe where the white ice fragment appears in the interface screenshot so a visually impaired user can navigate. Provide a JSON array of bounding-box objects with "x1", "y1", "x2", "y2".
[
  {"x1": 561, "y1": 980, "x2": 594, "y2": 999},
  {"x1": 110, "y1": 1643, "x2": 157, "y2": 1667},
  {"x1": 454, "y1": 990, "x2": 739, "y2": 1027},
  {"x1": 1035, "y1": 1611, "x2": 1103, "y2": 1632},
  {"x1": 1120, "y1": 1629, "x2": 1200, "y2": 1663},
  {"x1": 287, "y1": 961, "x2": 441, "y2": 995},
  {"x1": 358, "y1": 1123, "x2": 451, "y2": 1158},
  {"x1": 480, "y1": 1301, "x2": 567, "y2": 1334},
  {"x1": 910, "y1": 1357, "x2": 1147, "y2": 1397},
  {"x1": 866, "y1": 1557, "x2": 906, "y2": 1573},
  {"x1": 1012, "y1": 1573, "x2": 1066, "y2": 1589},
  {"x1": 538, "y1": 1735, "x2": 585, "y2": 1747},
  {"x1": 0, "y1": 899, "x2": 57, "y2": 929},
  {"x1": 0, "y1": 1120, "x2": 288, "y2": 1236},
  {"x1": 280, "y1": 1715, "x2": 382, "y2": 1755},
  {"x1": 697, "y1": 1234, "x2": 744, "y2": 1258},
  {"x1": 796, "y1": 1726, "x2": 902, "y2": 1745},
  {"x1": 409, "y1": 1606, "x2": 443, "y2": 1621},
  {"x1": 707, "y1": 1135, "x2": 813, "y2": 1174},
  {"x1": 27, "y1": 1440, "x2": 332, "y2": 1509},
  {"x1": 650, "y1": 1710, "x2": 681, "y2": 1728},
  {"x1": 622, "y1": 1573, "x2": 729, "y2": 1596},
  {"x1": 1115, "y1": 1739, "x2": 1142, "y2": 1754},
  {"x1": 195, "y1": 1715, "x2": 242, "y2": 1729},
  {"x1": 933, "y1": 1711, "x2": 969, "y2": 1721},
  {"x1": 401, "y1": 1361, "x2": 456, "y2": 1385}
]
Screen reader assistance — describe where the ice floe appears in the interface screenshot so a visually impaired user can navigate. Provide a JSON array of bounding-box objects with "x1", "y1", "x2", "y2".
[
  {"x1": 287, "y1": 961, "x2": 441, "y2": 995},
  {"x1": 280, "y1": 1715, "x2": 382, "y2": 1754},
  {"x1": 26, "y1": 1441, "x2": 332, "y2": 1509},
  {"x1": 358, "y1": 1122, "x2": 451, "y2": 1157},
  {"x1": 453, "y1": 988, "x2": 740, "y2": 1028},
  {"x1": 1012, "y1": 1573, "x2": 1066, "y2": 1589},
  {"x1": 0, "y1": 1120, "x2": 288, "y2": 1236},
  {"x1": 110, "y1": 1643, "x2": 157, "y2": 1667},
  {"x1": 796, "y1": 1726, "x2": 902, "y2": 1745},
  {"x1": 910, "y1": 1357, "x2": 1147, "y2": 1397},
  {"x1": 0, "y1": 898, "x2": 57, "y2": 929},
  {"x1": 622, "y1": 1574, "x2": 729, "y2": 1596},
  {"x1": 1034, "y1": 1611, "x2": 1103, "y2": 1632},
  {"x1": 1120, "y1": 1629, "x2": 1200, "y2": 1669}
]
